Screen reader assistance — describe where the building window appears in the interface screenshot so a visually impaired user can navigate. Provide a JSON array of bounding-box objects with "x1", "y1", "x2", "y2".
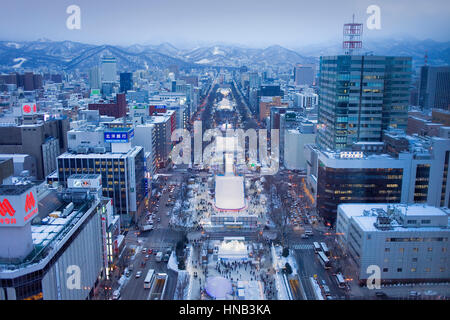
[
  {"x1": 411, "y1": 268, "x2": 416, "y2": 272},
  {"x1": 399, "y1": 248, "x2": 404, "y2": 253},
  {"x1": 397, "y1": 268, "x2": 402, "y2": 272},
  {"x1": 385, "y1": 248, "x2": 390, "y2": 252},
  {"x1": 412, "y1": 258, "x2": 418, "y2": 262},
  {"x1": 425, "y1": 268, "x2": 431, "y2": 272},
  {"x1": 428, "y1": 247, "x2": 432, "y2": 252},
  {"x1": 413, "y1": 248, "x2": 419, "y2": 252},
  {"x1": 383, "y1": 268, "x2": 388, "y2": 272}
]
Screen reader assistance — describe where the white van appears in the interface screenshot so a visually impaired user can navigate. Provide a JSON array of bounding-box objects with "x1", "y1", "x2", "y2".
[
  {"x1": 155, "y1": 251, "x2": 163, "y2": 262},
  {"x1": 112, "y1": 290, "x2": 121, "y2": 300}
]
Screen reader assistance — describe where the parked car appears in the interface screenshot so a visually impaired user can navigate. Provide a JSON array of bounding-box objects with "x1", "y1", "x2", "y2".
[
  {"x1": 135, "y1": 271, "x2": 142, "y2": 278},
  {"x1": 323, "y1": 285, "x2": 331, "y2": 296}
]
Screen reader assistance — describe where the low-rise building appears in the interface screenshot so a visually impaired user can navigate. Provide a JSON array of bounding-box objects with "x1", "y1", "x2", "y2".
[
  {"x1": 306, "y1": 134, "x2": 450, "y2": 224},
  {"x1": 336, "y1": 203, "x2": 450, "y2": 285}
]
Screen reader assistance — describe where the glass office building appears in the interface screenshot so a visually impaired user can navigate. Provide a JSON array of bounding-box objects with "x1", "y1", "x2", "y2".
[{"x1": 317, "y1": 55, "x2": 412, "y2": 151}]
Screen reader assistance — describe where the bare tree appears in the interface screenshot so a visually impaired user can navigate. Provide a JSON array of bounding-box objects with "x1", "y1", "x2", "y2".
[{"x1": 264, "y1": 176, "x2": 290, "y2": 247}]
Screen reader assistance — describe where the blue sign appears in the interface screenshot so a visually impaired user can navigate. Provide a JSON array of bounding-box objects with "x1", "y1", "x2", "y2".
[{"x1": 104, "y1": 129, "x2": 134, "y2": 143}]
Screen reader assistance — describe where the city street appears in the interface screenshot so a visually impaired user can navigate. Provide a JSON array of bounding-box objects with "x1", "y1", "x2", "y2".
[{"x1": 114, "y1": 173, "x2": 188, "y2": 300}]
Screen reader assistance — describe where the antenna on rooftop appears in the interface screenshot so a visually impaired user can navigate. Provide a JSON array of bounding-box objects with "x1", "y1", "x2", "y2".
[{"x1": 343, "y1": 14, "x2": 363, "y2": 55}]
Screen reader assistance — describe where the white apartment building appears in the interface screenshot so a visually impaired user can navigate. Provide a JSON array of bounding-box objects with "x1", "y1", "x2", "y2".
[{"x1": 336, "y1": 203, "x2": 450, "y2": 284}]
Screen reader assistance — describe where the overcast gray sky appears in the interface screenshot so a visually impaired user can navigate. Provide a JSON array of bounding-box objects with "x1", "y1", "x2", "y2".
[{"x1": 1, "y1": 0, "x2": 449, "y2": 47}]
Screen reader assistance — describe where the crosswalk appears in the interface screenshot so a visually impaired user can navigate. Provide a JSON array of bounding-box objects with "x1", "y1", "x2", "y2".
[
  {"x1": 291, "y1": 244, "x2": 314, "y2": 250},
  {"x1": 144, "y1": 242, "x2": 173, "y2": 249}
]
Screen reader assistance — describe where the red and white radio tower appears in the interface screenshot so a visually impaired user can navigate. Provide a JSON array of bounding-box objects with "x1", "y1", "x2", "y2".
[{"x1": 343, "y1": 14, "x2": 363, "y2": 55}]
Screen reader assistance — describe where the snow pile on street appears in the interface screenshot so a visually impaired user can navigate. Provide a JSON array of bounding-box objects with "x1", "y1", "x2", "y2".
[
  {"x1": 185, "y1": 244, "x2": 195, "y2": 300},
  {"x1": 271, "y1": 244, "x2": 298, "y2": 300},
  {"x1": 167, "y1": 251, "x2": 179, "y2": 272},
  {"x1": 118, "y1": 273, "x2": 130, "y2": 291},
  {"x1": 278, "y1": 251, "x2": 298, "y2": 276},
  {"x1": 174, "y1": 271, "x2": 190, "y2": 300}
]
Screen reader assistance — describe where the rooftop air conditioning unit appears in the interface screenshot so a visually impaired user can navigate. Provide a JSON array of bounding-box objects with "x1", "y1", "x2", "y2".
[
  {"x1": 93, "y1": 146, "x2": 106, "y2": 154},
  {"x1": 77, "y1": 146, "x2": 89, "y2": 154}
]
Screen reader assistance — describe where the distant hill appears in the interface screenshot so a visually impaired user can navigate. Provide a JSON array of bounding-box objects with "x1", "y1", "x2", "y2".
[
  {"x1": 0, "y1": 38, "x2": 448, "y2": 72},
  {"x1": 0, "y1": 40, "x2": 195, "y2": 72},
  {"x1": 294, "y1": 38, "x2": 450, "y2": 67}
]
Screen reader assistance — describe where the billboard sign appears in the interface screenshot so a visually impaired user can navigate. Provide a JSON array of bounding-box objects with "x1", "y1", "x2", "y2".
[
  {"x1": 104, "y1": 128, "x2": 134, "y2": 143},
  {"x1": 68, "y1": 175, "x2": 102, "y2": 189},
  {"x1": 340, "y1": 151, "x2": 364, "y2": 159},
  {"x1": 90, "y1": 89, "x2": 101, "y2": 97},
  {"x1": 21, "y1": 102, "x2": 37, "y2": 116},
  {"x1": 0, "y1": 186, "x2": 38, "y2": 227},
  {"x1": 150, "y1": 105, "x2": 167, "y2": 114},
  {"x1": 285, "y1": 112, "x2": 296, "y2": 121},
  {"x1": 132, "y1": 104, "x2": 148, "y2": 109}
]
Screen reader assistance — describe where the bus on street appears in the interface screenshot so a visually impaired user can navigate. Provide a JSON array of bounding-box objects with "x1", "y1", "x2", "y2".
[
  {"x1": 318, "y1": 251, "x2": 331, "y2": 269},
  {"x1": 313, "y1": 242, "x2": 321, "y2": 253},
  {"x1": 320, "y1": 242, "x2": 330, "y2": 256},
  {"x1": 144, "y1": 269, "x2": 155, "y2": 289},
  {"x1": 335, "y1": 273, "x2": 346, "y2": 289}
]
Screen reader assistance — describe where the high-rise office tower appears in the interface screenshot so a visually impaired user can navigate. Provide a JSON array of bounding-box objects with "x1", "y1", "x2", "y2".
[
  {"x1": 294, "y1": 64, "x2": 315, "y2": 86},
  {"x1": 57, "y1": 131, "x2": 145, "y2": 227},
  {"x1": 120, "y1": 72, "x2": 133, "y2": 93},
  {"x1": 418, "y1": 66, "x2": 450, "y2": 111},
  {"x1": 317, "y1": 55, "x2": 412, "y2": 151},
  {"x1": 89, "y1": 67, "x2": 101, "y2": 89},
  {"x1": 101, "y1": 56, "x2": 117, "y2": 83},
  {"x1": 23, "y1": 72, "x2": 34, "y2": 91},
  {"x1": 249, "y1": 72, "x2": 260, "y2": 89}
]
